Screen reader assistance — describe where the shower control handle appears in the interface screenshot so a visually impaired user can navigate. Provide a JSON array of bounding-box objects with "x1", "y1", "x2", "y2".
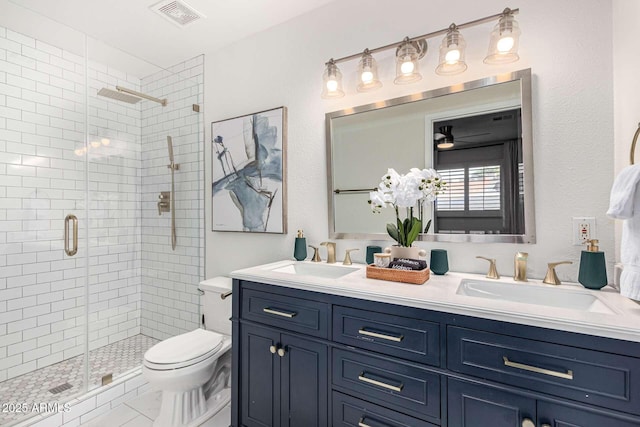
[{"x1": 158, "y1": 192, "x2": 170, "y2": 215}]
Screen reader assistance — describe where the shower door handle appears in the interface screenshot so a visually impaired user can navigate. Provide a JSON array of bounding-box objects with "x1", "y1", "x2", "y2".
[{"x1": 64, "y1": 214, "x2": 78, "y2": 256}]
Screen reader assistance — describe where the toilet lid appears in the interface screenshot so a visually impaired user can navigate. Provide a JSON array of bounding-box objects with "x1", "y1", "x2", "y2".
[{"x1": 144, "y1": 329, "x2": 223, "y2": 365}]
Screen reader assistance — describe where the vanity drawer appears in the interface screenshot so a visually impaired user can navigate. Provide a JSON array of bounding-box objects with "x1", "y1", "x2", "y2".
[
  {"x1": 241, "y1": 288, "x2": 328, "y2": 338},
  {"x1": 332, "y1": 391, "x2": 437, "y2": 427},
  {"x1": 333, "y1": 348, "x2": 440, "y2": 421},
  {"x1": 333, "y1": 306, "x2": 440, "y2": 366},
  {"x1": 447, "y1": 326, "x2": 640, "y2": 415}
]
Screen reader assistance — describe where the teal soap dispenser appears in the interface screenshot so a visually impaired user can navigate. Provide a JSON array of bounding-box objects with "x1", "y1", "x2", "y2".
[
  {"x1": 578, "y1": 239, "x2": 608, "y2": 290},
  {"x1": 293, "y1": 229, "x2": 307, "y2": 261}
]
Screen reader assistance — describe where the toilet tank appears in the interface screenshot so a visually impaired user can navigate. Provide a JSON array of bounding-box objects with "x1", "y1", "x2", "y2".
[{"x1": 199, "y1": 277, "x2": 232, "y2": 335}]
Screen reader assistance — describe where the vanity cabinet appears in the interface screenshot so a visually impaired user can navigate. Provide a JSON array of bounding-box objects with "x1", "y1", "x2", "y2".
[
  {"x1": 231, "y1": 279, "x2": 640, "y2": 427},
  {"x1": 448, "y1": 378, "x2": 640, "y2": 427},
  {"x1": 240, "y1": 323, "x2": 328, "y2": 427}
]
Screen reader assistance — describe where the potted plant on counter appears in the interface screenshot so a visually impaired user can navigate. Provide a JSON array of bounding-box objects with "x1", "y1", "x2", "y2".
[{"x1": 369, "y1": 168, "x2": 445, "y2": 260}]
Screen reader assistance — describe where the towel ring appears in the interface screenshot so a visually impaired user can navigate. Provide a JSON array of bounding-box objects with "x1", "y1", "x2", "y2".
[{"x1": 632, "y1": 123, "x2": 639, "y2": 165}]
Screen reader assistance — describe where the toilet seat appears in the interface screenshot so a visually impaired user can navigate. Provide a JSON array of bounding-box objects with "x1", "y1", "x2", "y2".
[{"x1": 144, "y1": 329, "x2": 224, "y2": 371}]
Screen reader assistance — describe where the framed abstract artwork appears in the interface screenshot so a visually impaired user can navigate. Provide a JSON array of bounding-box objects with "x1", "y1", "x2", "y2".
[{"x1": 211, "y1": 107, "x2": 287, "y2": 233}]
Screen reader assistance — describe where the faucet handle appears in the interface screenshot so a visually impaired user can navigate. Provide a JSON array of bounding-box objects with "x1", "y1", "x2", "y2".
[
  {"x1": 543, "y1": 261, "x2": 572, "y2": 285},
  {"x1": 476, "y1": 256, "x2": 500, "y2": 279},
  {"x1": 308, "y1": 245, "x2": 321, "y2": 262},
  {"x1": 343, "y1": 248, "x2": 359, "y2": 265}
]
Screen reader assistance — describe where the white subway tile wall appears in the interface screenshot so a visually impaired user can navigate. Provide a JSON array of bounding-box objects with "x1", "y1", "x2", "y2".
[
  {"x1": 140, "y1": 57, "x2": 204, "y2": 340},
  {"x1": 0, "y1": 24, "x2": 204, "y2": 388}
]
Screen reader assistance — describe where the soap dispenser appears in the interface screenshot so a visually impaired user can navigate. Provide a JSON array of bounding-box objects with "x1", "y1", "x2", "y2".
[
  {"x1": 578, "y1": 239, "x2": 608, "y2": 290},
  {"x1": 293, "y1": 230, "x2": 307, "y2": 261}
]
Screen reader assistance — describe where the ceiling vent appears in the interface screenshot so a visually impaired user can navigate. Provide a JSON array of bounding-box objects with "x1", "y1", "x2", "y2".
[{"x1": 150, "y1": 0, "x2": 205, "y2": 27}]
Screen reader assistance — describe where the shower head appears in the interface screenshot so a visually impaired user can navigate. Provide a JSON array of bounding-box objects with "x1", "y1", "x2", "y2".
[
  {"x1": 97, "y1": 88, "x2": 141, "y2": 104},
  {"x1": 167, "y1": 136, "x2": 174, "y2": 163},
  {"x1": 97, "y1": 86, "x2": 168, "y2": 106}
]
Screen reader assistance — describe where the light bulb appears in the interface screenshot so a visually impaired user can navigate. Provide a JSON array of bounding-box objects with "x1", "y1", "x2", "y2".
[
  {"x1": 326, "y1": 79, "x2": 338, "y2": 92},
  {"x1": 497, "y1": 36, "x2": 514, "y2": 52},
  {"x1": 445, "y1": 49, "x2": 461, "y2": 64},
  {"x1": 91, "y1": 141, "x2": 101, "y2": 148},
  {"x1": 74, "y1": 148, "x2": 84, "y2": 156},
  {"x1": 361, "y1": 70, "x2": 373, "y2": 84},
  {"x1": 400, "y1": 60, "x2": 414, "y2": 75},
  {"x1": 101, "y1": 138, "x2": 110, "y2": 146}
]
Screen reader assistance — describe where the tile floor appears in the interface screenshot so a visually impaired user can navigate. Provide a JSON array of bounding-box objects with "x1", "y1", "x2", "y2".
[
  {"x1": 0, "y1": 335, "x2": 158, "y2": 426},
  {"x1": 79, "y1": 390, "x2": 231, "y2": 427}
]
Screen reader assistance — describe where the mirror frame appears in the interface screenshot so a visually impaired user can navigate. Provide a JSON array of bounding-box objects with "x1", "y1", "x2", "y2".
[{"x1": 325, "y1": 68, "x2": 535, "y2": 244}]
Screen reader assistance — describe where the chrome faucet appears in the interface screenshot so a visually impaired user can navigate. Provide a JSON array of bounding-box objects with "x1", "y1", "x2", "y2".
[
  {"x1": 320, "y1": 242, "x2": 337, "y2": 264},
  {"x1": 514, "y1": 252, "x2": 528, "y2": 282}
]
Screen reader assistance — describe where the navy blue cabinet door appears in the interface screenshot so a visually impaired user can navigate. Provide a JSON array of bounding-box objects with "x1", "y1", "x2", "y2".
[
  {"x1": 241, "y1": 324, "x2": 280, "y2": 427},
  {"x1": 448, "y1": 379, "x2": 536, "y2": 427},
  {"x1": 538, "y1": 401, "x2": 640, "y2": 427},
  {"x1": 280, "y1": 333, "x2": 328, "y2": 427}
]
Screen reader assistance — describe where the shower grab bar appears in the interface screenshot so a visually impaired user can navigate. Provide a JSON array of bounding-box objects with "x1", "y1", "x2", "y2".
[
  {"x1": 631, "y1": 123, "x2": 639, "y2": 165},
  {"x1": 64, "y1": 214, "x2": 78, "y2": 256}
]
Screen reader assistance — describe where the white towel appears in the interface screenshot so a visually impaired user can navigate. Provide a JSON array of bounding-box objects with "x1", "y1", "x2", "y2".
[{"x1": 607, "y1": 164, "x2": 640, "y2": 300}]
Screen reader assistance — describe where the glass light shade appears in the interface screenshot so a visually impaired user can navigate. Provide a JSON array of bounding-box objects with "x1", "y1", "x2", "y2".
[
  {"x1": 484, "y1": 11, "x2": 521, "y2": 64},
  {"x1": 436, "y1": 26, "x2": 467, "y2": 76},
  {"x1": 437, "y1": 139, "x2": 454, "y2": 149},
  {"x1": 394, "y1": 40, "x2": 422, "y2": 85},
  {"x1": 357, "y1": 50, "x2": 382, "y2": 92},
  {"x1": 321, "y1": 60, "x2": 345, "y2": 99}
]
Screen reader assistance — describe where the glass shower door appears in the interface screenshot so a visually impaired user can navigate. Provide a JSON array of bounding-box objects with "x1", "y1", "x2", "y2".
[{"x1": 0, "y1": 25, "x2": 89, "y2": 425}]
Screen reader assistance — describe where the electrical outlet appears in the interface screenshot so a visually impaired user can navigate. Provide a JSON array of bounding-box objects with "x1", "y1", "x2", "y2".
[{"x1": 572, "y1": 217, "x2": 596, "y2": 245}]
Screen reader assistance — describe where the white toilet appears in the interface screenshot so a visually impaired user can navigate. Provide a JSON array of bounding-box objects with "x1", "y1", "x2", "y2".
[{"x1": 143, "y1": 277, "x2": 233, "y2": 427}]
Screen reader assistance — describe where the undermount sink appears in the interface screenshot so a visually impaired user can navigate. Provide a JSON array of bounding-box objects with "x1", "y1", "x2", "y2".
[
  {"x1": 457, "y1": 279, "x2": 614, "y2": 314},
  {"x1": 270, "y1": 262, "x2": 358, "y2": 279}
]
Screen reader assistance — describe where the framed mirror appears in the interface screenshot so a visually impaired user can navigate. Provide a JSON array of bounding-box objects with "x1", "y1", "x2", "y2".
[{"x1": 326, "y1": 69, "x2": 534, "y2": 243}]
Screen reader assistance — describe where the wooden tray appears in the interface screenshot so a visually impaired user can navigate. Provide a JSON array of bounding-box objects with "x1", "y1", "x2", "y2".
[{"x1": 366, "y1": 264, "x2": 430, "y2": 285}]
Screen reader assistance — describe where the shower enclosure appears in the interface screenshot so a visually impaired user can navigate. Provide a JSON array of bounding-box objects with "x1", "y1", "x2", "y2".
[{"x1": 0, "y1": 8, "x2": 204, "y2": 425}]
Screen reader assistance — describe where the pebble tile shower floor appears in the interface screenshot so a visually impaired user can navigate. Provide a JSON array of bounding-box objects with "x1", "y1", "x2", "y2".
[{"x1": 0, "y1": 335, "x2": 158, "y2": 426}]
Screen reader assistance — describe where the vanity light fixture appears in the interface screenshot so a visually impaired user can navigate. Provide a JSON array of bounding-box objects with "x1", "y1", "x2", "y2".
[
  {"x1": 357, "y1": 49, "x2": 383, "y2": 92},
  {"x1": 321, "y1": 59, "x2": 345, "y2": 99},
  {"x1": 394, "y1": 37, "x2": 427, "y2": 84},
  {"x1": 484, "y1": 8, "x2": 521, "y2": 64},
  {"x1": 435, "y1": 24, "x2": 467, "y2": 76},
  {"x1": 321, "y1": 7, "x2": 519, "y2": 98}
]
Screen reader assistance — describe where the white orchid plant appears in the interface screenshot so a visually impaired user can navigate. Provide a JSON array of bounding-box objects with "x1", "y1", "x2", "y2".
[{"x1": 369, "y1": 168, "x2": 446, "y2": 247}]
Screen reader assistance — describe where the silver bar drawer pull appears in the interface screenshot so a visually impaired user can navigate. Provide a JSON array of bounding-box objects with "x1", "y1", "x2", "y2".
[
  {"x1": 358, "y1": 417, "x2": 392, "y2": 427},
  {"x1": 358, "y1": 328, "x2": 404, "y2": 342},
  {"x1": 263, "y1": 307, "x2": 297, "y2": 318},
  {"x1": 358, "y1": 372, "x2": 404, "y2": 392},
  {"x1": 503, "y1": 356, "x2": 574, "y2": 380}
]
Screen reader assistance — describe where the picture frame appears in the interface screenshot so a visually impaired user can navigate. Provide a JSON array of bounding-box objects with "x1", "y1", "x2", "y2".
[{"x1": 211, "y1": 106, "x2": 287, "y2": 233}]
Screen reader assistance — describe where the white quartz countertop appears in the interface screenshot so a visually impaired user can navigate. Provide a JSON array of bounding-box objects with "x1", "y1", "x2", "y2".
[{"x1": 231, "y1": 260, "x2": 640, "y2": 343}]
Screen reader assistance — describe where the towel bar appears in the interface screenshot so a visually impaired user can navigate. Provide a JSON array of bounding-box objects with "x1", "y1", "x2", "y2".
[{"x1": 632, "y1": 123, "x2": 639, "y2": 165}]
